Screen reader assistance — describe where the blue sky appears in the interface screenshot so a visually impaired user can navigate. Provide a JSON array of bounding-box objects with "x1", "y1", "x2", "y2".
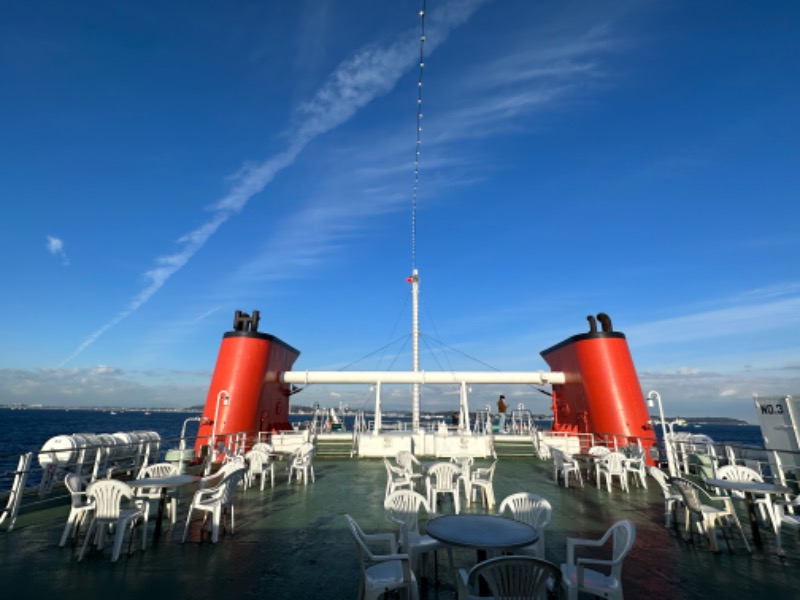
[{"x1": 1, "y1": 1, "x2": 798, "y2": 422}]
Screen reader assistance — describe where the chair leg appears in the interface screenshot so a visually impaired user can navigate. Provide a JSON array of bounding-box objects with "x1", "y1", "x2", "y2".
[
  {"x1": 60, "y1": 513, "x2": 77, "y2": 547},
  {"x1": 211, "y1": 507, "x2": 220, "y2": 543},
  {"x1": 182, "y1": 508, "x2": 194, "y2": 543},
  {"x1": 78, "y1": 519, "x2": 97, "y2": 561}
]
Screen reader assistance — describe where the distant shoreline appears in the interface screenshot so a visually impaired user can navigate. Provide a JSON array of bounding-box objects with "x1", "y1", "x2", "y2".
[{"x1": 0, "y1": 405, "x2": 752, "y2": 425}]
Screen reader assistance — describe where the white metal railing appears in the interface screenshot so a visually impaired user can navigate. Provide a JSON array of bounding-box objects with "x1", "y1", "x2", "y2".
[{"x1": 0, "y1": 453, "x2": 33, "y2": 532}]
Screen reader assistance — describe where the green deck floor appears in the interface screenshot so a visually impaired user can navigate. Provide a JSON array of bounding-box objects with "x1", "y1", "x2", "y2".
[{"x1": 2, "y1": 457, "x2": 799, "y2": 599}]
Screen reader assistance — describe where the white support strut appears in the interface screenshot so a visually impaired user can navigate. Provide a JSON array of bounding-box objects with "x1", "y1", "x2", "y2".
[{"x1": 281, "y1": 370, "x2": 565, "y2": 385}]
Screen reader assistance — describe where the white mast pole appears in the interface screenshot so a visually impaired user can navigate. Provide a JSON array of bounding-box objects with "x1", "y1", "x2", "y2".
[
  {"x1": 373, "y1": 382, "x2": 382, "y2": 436},
  {"x1": 411, "y1": 268, "x2": 421, "y2": 431}
]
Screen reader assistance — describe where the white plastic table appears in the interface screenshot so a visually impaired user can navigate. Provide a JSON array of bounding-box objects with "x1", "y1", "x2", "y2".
[
  {"x1": 129, "y1": 474, "x2": 201, "y2": 541},
  {"x1": 426, "y1": 514, "x2": 538, "y2": 554},
  {"x1": 704, "y1": 478, "x2": 791, "y2": 546}
]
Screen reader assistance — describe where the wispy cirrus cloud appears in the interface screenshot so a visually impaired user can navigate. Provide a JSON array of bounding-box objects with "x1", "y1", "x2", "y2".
[
  {"x1": 226, "y1": 9, "x2": 630, "y2": 289},
  {"x1": 627, "y1": 292, "x2": 800, "y2": 347},
  {"x1": 61, "y1": 0, "x2": 490, "y2": 365}
]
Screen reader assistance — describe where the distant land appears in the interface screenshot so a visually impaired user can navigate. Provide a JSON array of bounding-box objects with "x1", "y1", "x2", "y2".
[
  {"x1": 289, "y1": 405, "x2": 750, "y2": 425},
  {"x1": 0, "y1": 404, "x2": 751, "y2": 426}
]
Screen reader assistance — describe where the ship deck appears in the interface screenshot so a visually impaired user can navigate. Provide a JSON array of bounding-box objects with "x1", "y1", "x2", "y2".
[{"x1": 2, "y1": 456, "x2": 799, "y2": 600}]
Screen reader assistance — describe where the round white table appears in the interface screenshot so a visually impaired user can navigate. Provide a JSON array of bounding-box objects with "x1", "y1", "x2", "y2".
[
  {"x1": 129, "y1": 474, "x2": 201, "y2": 541},
  {"x1": 426, "y1": 514, "x2": 538, "y2": 553},
  {"x1": 427, "y1": 514, "x2": 538, "y2": 594},
  {"x1": 704, "y1": 477, "x2": 791, "y2": 546}
]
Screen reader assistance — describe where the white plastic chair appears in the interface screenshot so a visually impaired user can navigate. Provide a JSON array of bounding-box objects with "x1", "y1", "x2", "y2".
[
  {"x1": 470, "y1": 460, "x2": 497, "y2": 510},
  {"x1": 251, "y1": 442, "x2": 273, "y2": 454},
  {"x1": 458, "y1": 555, "x2": 561, "y2": 600},
  {"x1": 288, "y1": 445, "x2": 316, "y2": 485},
  {"x1": 450, "y1": 456, "x2": 474, "y2": 506},
  {"x1": 552, "y1": 448, "x2": 583, "y2": 488},
  {"x1": 182, "y1": 466, "x2": 245, "y2": 543},
  {"x1": 560, "y1": 519, "x2": 636, "y2": 600},
  {"x1": 586, "y1": 445, "x2": 610, "y2": 482},
  {"x1": 497, "y1": 492, "x2": 552, "y2": 559},
  {"x1": 244, "y1": 450, "x2": 274, "y2": 490},
  {"x1": 671, "y1": 476, "x2": 750, "y2": 552},
  {"x1": 199, "y1": 458, "x2": 244, "y2": 490},
  {"x1": 385, "y1": 458, "x2": 414, "y2": 498},
  {"x1": 622, "y1": 446, "x2": 648, "y2": 489},
  {"x1": 344, "y1": 514, "x2": 419, "y2": 600},
  {"x1": 773, "y1": 493, "x2": 800, "y2": 556},
  {"x1": 59, "y1": 473, "x2": 94, "y2": 547},
  {"x1": 715, "y1": 464, "x2": 774, "y2": 529},
  {"x1": 396, "y1": 451, "x2": 425, "y2": 490},
  {"x1": 133, "y1": 462, "x2": 180, "y2": 524},
  {"x1": 78, "y1": 479, "x2": 147, "y2": 562},
  {"x1": 648, "y1": 466, "x2": 682, "y2": 528},
  {"x1": 596, "y1": 452, "x2": 629, "y2": 492},
  {"x1": 425, "y1": 462, "x2": 463, "y2": 514},
  {"x1": 384, "y1": 489, "x2": 453, "y2": 579}
]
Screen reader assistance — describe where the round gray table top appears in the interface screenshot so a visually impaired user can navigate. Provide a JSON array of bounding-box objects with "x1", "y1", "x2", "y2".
[
  {"x1": 128, "y1": 474, "x2": 201, "y2": 488},
  {"x1": 704, "y1": 478, "x2": 792, "y2": 495},
  {"x1": 426, "y1": 514, "x2": 538, "y2": 551}
]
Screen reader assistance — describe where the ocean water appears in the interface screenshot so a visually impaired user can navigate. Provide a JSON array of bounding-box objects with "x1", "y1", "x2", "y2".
[{"x1": 0, "y1": 408, "x2": 765, "y2": 481}]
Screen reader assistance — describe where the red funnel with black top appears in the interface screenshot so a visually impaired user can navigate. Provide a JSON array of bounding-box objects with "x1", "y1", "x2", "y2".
[
  {"x1": 541, "y1": 313, "x2": 655, "y2": 460},
  {"x1": 195, "y1": 310, "x2": 300, "y2": 458}
]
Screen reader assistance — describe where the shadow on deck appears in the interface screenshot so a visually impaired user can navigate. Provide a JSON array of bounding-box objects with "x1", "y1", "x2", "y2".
[{"x1": 2, "y1": 457, "x2": 800, "y2": 599}]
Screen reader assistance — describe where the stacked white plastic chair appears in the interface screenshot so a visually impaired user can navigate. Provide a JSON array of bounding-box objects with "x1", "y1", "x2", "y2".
[
  {"x1": 344, "y1": 514, "x2": 418, "y2": 600},
  {"x1": 78, "y1": 479, "x2": 147, "y2": 562},
  {"x1": 560, "y1": 519, "x2": 636, "y2": 600},
  {"x1": 497, "y1": 492, "x2": 552, "y2": 559}
]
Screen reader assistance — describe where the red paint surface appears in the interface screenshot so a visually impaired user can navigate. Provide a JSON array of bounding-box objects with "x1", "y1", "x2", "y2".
[
  {"x1": 541, "y1": 333, "x2": 656, "y2": 461},
  {"x1": 195, "y1": 331, "x2": 299, "y2": 456}
]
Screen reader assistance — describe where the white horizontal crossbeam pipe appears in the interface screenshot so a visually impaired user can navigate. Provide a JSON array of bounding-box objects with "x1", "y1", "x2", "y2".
[{"x1": 281, "y1": 370, "x2": 564, "y2": 385}]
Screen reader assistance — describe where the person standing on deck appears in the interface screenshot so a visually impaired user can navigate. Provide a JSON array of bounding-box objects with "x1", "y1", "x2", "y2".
[{"x1": 497, "y1": 395, "x2": 509, "y2": 433}]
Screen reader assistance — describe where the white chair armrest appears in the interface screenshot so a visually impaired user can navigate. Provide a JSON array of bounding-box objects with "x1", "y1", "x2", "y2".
[
  {"x1": 362, "y1": 531, "x2": 399, "y2": 553},
  {"x1": 575, "y1": 557, "x2": 615, "y2": 586},
  {"x1": 566, "y1": 537, "x2": 606, "y2": 564}
]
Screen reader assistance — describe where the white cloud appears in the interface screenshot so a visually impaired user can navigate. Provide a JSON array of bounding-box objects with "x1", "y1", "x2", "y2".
[
  {"x1": 46, "y1": 235, "x2": 69, "y2": 266},
  {"x1": 628, "y1": 295, "x2": 800, "y2": 346},
  {"x1": 61, "y1": 0, "x2": 489, "y2": 365}
]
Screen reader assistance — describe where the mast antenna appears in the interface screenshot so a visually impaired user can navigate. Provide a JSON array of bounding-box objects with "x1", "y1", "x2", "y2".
[
  {"x1": 410, "y1": 0, "x2": 427, "y2": 432},
  {"x1": 412, "y1": 0, "x2": 426, "y2": 271}
]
